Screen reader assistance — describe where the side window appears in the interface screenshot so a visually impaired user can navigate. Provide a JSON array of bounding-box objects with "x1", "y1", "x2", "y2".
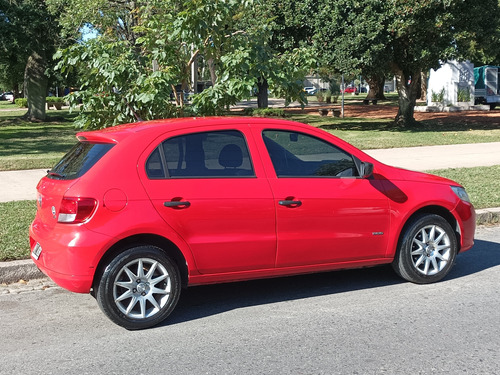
[
  {"x1": 262, "y1": 130, "x2": 358, "y2": 177},
  {"x1": 146, "y1": 130, "x2": 254, "y2": 178}
]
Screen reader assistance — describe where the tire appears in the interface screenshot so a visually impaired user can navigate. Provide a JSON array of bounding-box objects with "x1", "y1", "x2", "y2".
[
  {"x1": 392, "y1": 214, "x2": 457, "y2": 284},
  {"x1": 96, "y1": 246, "x2": 181, "y2": 330}
]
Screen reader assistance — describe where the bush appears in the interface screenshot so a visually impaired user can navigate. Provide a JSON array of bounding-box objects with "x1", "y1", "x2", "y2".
[
  {"x1": 431, "y1": 88, "x2": 445, "y2": 103},
  {"x1": 457, "y1": 87, "x2": 471, "y2": 102},
  {"x1": 46, "y1": 96, "x2": 65, "y2": 103},
  {"x1": 325, "y1": 90, "x2": 332, "y2": 103},
  {"x1": 248, "y1": 108, "x2": 288, "y2": 117},
  {"x1": 14, "y1": 98, "x2": 28, "y2": 108},
  {"x1": 316, "y1": 91, "x2": 325, "y2": 103}
]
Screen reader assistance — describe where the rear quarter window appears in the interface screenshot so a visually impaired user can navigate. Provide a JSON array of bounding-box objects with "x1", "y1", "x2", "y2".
[{"x1": 49, "y1": 142, "x2": 114, "y2": 180}]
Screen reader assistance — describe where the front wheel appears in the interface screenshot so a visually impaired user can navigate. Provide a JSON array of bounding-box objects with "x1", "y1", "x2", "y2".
[
  {"x1": 96, "y1": 246, "x2": 181, "y2": 330},
  {"x1": 393, "y1": 214, "x2": 458, "y2": 284}
]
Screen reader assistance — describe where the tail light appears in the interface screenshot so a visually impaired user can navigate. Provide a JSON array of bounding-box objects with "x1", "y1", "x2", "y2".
[{"x1": 58, "y1": 197, "x2": 97, "y2": 223}]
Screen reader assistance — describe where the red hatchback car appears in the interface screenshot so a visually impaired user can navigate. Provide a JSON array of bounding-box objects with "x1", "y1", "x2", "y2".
[{"x1": 30, "y1": 117, "x2": 475, "y2": 329}]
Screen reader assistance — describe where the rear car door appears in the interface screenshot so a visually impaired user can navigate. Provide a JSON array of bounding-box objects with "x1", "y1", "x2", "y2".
[{"x1": 139, "y1": 127, "x2": 276, "y2": 274}]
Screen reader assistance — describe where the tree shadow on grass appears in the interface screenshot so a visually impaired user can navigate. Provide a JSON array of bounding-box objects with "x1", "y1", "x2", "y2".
[
  {"x1": 317, "y1": 118, "x2": 500, "y2": 132},
  {"x1": 0, "y1": 111, "x2": 78, "y2": 127}
]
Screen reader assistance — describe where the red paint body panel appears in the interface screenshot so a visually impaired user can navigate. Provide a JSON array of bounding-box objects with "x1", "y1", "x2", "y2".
[{"x1": 29, "y1": 117, "x2": 476, "y2": 294}]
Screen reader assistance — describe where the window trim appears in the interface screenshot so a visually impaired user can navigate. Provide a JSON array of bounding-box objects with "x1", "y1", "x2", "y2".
[{"x1": 262, "y1": 129, "x2": 360, "y2": 179}]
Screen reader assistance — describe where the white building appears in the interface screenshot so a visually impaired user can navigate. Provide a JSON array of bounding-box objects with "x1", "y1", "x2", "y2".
[{"x1": 427, "y1": 60, "x2": 474, "y2": 106}]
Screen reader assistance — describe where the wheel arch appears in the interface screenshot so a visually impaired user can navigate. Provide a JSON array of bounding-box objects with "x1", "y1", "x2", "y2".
[
  {"x1": 395, "y1": 205, "x2": 460, "y2": 254},
  {"x1": 92, "y1": 234, "x2": 189, "y2": 294}
]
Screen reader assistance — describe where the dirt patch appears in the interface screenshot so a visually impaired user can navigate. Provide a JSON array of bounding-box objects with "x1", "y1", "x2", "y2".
[{"x1": 298, "y1": 104, "x2": 500, "y2": 126}]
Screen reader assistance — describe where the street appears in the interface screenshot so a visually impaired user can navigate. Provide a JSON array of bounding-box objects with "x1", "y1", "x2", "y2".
[{"x1": 1, "y1": 225, "x2": 499, "y2": 375}]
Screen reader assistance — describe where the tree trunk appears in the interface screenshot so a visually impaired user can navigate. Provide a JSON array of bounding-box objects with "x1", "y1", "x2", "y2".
[
  {"x1": 257, "y1": 78, "x2": 269, "y2": 108},
  {"x1": 365, "y1": 74, "x2": 386, "y2": 100},
  {"x1": 24, "y1": 51, "x2": 48, "y2": 122},
  {"x1": 207, "y1": 58, "x2": 217, "y2": 86},
  {"x1": 420, "y1": 70, "x2": 428, "y2": 101},
  {"x1": 394, "y1": 69, "x2": 421, "y2": 127}
]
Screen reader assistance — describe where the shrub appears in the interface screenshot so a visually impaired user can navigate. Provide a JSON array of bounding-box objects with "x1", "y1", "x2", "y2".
[
  {"x1": 325, "y1": 90, "x2": 332, "y2": 103},
  {"x1": 316, "y1": 91, "x2": 325, "y2": 103},
  {"x1": 46, "y1": 96, "x2": 65, "y2": 103},
  {"x1": 431, "y1": 88, "x2": 445, "y2": 103},
  {"x1": 242, "y1": 107, "x2": 255, "y2": 116},
  {"x1": 457, "y1": 87, "x2": 471, "y2": 102},
  {"x1": 251, "y1": 108, "x2": 288, "y2": 117},
  {"x1": 14, "y1": 98, "x2": 28, "y2": 108}
]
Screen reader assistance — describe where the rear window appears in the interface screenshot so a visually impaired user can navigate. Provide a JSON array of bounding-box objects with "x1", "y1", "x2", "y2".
[{"x1": 48, "y1": 142, "x2": 114, "y2": 180}]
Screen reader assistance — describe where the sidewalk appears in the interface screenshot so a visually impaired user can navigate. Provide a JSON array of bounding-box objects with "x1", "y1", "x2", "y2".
[
  {"x1": 1, "y1": 142, "x2": 499, "y2": 284},
  {"x1": 2, "y1": 142, "x2": 500, "y2": 203}
]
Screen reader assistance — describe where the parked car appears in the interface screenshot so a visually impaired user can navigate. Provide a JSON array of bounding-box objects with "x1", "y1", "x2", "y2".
[
  {"x1": 30, "y1": 117, "x2": 475, "y2": 329},
  {"x1": 343, "y1": 86, "x2": 357, "y2": 93},
  {"x1": 0, "y1": 92, "x2": 14, "y2": 101},
  {"x1": 303, "y1": 86, "x2": 318, "y2": 95}
]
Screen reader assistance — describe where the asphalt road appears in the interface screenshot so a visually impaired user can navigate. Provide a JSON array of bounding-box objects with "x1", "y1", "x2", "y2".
[{"x1": 1, "y1": 225, "x2": 499, "y2": 375}]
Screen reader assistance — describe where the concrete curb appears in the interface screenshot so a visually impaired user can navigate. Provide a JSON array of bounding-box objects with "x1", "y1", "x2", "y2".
[
  {"x1": 1, "y1": 209, "x2": 499, "y2": 285},
  {"x1": 0, "y1": 259, "x2": 45, "y2": 284},
  {"x1": 475, "y1": 207, "x2": 500, "y2": 226}
]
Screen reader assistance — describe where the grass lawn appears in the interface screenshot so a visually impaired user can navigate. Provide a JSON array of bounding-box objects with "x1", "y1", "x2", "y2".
[
  {"x1": 2, "y1": 106, "x2": 500, "y2": 170},
  {"x1": 428, "y1": 166, "x2": 500, "y2": 210},
  {"x1": 0, "y1": 109, "x2": 78, "y2": 170},
  {"x1": 288, "y1": 114, "x2": 500, "y2": 149},
  {"x1": 0, "y1": 200, "x2": 36, "y2": 261}
]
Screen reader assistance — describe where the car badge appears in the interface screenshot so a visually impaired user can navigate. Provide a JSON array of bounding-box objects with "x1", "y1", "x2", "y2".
[{"x1": 51, "y1": 206, "x2": 56, "y2": 219}]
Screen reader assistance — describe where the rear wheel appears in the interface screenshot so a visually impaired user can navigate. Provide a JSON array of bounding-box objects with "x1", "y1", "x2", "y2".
[
  {"x1": 96, "y1": 246, "x2": 181, "y2": 330},
  {"x1": 393, "y1": 214, "x2": 457, "y2": 284}
]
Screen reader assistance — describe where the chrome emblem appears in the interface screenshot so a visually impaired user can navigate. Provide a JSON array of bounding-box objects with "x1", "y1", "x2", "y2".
[{"x1": 51, "y1": 206, "x2": 56, "y2": 219}]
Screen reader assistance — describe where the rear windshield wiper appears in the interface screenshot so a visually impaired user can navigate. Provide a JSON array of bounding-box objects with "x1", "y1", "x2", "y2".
[{"x1": 47, "y1": 170, "x2": 66, "y2": 178}]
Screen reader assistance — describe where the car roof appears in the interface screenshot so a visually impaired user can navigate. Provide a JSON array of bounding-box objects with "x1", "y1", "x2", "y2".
[{"x1": 76, "y1": 116, "x2": 308, "y2": 143}]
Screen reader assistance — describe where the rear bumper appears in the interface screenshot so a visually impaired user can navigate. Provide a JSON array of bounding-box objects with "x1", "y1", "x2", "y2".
[
  {"x1": 32, "y1": 261, "x2": 94, "y2": 293},
  {"x1": 29, "y1": 219, "x2": 112, "y2": 293}
]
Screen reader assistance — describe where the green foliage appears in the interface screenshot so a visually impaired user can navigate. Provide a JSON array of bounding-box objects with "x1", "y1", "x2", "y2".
[
  {"x1": 46, "y1": 96, "x2": 64, "y2": 103},
  {"x1": 457, "y1": 87, "x2": 471, "y2": 102},
  {"x1": 245, "y1": 108, "x2": 288, "y2": 117},
  {"x1": 52, "y1": 0, "x2": 313, "y2": 126},
  {"x1": 431, "y1": 88, "x2": 445, "y2": 103},
  {"x1": 56, "y1": 36, "x2": 180, "y2": 129},
  {"x1": 14, "y1": 98, "x2": 28, "y2": 108}
]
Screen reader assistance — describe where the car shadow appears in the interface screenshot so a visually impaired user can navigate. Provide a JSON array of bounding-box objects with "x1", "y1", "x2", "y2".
[
  {"x1": 447, "y1": 238, "x2": 500, "y2": 280},
  {"x1": 162, "y1": 238, "x2": 500, "y2": 327}
]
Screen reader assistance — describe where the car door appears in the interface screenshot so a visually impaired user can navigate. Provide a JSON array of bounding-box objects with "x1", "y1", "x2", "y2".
[
  {"x1": 139, "y1": 128, "x2": 276, "y2": 274},
  {"x1": 259, "y1": 128, "x2": 391, "y2": 267}
]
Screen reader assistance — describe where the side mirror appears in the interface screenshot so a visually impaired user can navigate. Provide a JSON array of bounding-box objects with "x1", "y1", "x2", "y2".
[{"x1": 360, "y1": 162, "x2": 374, "y2": 178}]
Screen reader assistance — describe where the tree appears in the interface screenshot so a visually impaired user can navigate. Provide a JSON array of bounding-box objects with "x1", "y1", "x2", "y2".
[
  {"x1": 0, "y1": 0, "x2": 61, "y2": 121},
  {"x1": 314, "y1": 0, "x2": 391, "y2": 101},
  {"x1": 315, "y1": 0, "x2": 500, "y2": 127},
  {"x1": 52, "y1": 0, "x2": 312, "y2": 127}
]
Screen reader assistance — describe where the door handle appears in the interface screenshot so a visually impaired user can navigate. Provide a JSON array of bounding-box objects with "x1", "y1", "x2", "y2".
[
  {"x1": 164, "y1": 201, "x2": 191, "y2": 208},
  {"x1": 279, "y1": 200, "x2": 302, "y2": 207}
]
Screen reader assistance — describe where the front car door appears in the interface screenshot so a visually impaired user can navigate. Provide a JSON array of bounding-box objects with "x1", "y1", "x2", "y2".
[{"x1": 256, "y1": 127, "x2": 391, "y2": 267}]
